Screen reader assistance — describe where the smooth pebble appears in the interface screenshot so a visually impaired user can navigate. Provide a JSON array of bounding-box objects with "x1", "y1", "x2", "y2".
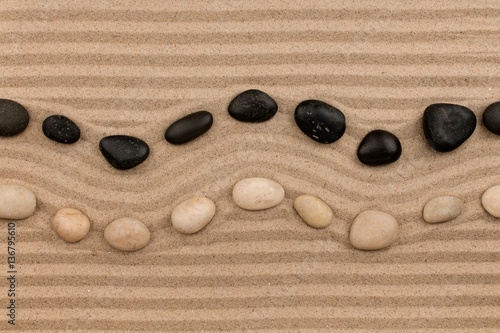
[
  {"x1": 481, "y1": 185, "x2": 500, "y2": 218},
  {"x1": 350, "y1": 210, "x2": 398, "y2": 250},
  {"x1": 357, "y1": 129, "x2": 402, "y2": 166},
  {"x1": 423, "y1": 196, "x2": 464, "y2": 223},
  {"x1": 99, "y1": 135, "x2": 150, "y2": 170},
  {"x1": 483, "y1": 101, "x2": 500, "y2": 135},
  {"x1": 165, "y1": 111, "x2": 213, "y2": 144},
  {"x1": 0, "y1": 99, "x2": 30, "y2": 136},
  {"x1": 233, "y1": 177, "x2": 285, "y2": 210},
  {"x1": 171, "y1": 197, "x2": 216, "y2": 234},
  {"x1": 104, "y1": 217, "x2": 151, "y2": 251},
  {"x1": 228, "y1": 89, "x2": 278, "y2": 122},
  {"x1": 0, "y1": 184, "x2": 36, "y2": 219},
  {"x1": 52, "y1": 208, "x2": 90, "y2": 242},
  {"x1": 42, "y1": 115, "x2": 81, "y2": 144},
  {"x1": 294, "y1": 194, "x2": 333, "y2": 228},
  {"x1": 294, "y1": 100, "x2": 346, "y2": 143}
]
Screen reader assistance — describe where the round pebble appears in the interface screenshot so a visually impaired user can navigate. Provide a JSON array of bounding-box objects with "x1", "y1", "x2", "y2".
[
  {"x1": 293, "y1": 194, "x2": 333, "y2": 228},
  {"x1": 423, "y1": 196, "x2": 464, "y2": 223},
  {"x1": 165, "y1": 111, "x2": 213, "y2": 144},
  {"x1": 0, "y1": 184, "x2": 36, "y2": 219},
  {"x1": 233, "y1": 177, "x2": 285, "y2": 210},
  {"x1": 481, "y1": 185, "x2": 500, "y2": 218},
  {"x1": 42, "y1": 115, "x2": 81, "y2": 144},
  {"x1": 52, "y1": 208, "x2": 90, "y2": 242},
  {"x1": 104, "y1": 217, "x2": 151, "y2": 251},
  {"x1": 349, "y1": 210, "x2": 398, "y2": 250},
  {"x1": 171, "y1": 197, "x2": 216, "y2": 234},
  {"x1": 0, "y1": 99, "x2": 30, "y2": 136},
  {"x1": 228, "y1": 89, "x2": 278, "y2": 122},
  {"x1": 99, "y1": 135, "x2": 150, "y2": 170},
  {"x1": 483, "y1": 101, "x2": 500, "y2": 135},
  {"x1": 294, "y1": 100, "x2": 346, "y2": 143},
  {"x1": 357, "y1": 129, "x2": 402, "y2": 166}
]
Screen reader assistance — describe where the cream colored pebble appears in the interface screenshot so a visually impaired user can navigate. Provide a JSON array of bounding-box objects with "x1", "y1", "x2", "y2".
[
  {"x1": 104, "y1": 217, "x2": 150, "y2": 252},
  {"x1": 349, "y1": 210, "x2": 398, "y2": 250},
  {"x1": 52, "y1": 208, "x2": 90, "y2": 242},
  {"x1": 0, "y1": 184, "x2": 36, "y2": 219},
  {"x1": 482, "y1": 185, "x2": 500, "y2": 218},
  {"x1": 423, "y1": 196, "x2": 464, "y2": 223},
  {"x1": 232, "y1": 177, "x2": 285, "y2": 210},
  {"x1": 294, "y1": 195, "x2": 333, "y2": 228},
  {"x1": 172, "y1": 197, "x2": 216, "y2": 234}
]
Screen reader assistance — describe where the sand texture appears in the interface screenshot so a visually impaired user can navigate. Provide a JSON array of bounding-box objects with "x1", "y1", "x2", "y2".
[{"x1": 1, "y1": 0, "x2": 500, "y2": 331}]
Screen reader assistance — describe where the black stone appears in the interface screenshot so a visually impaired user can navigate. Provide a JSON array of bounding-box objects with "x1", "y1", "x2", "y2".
[
  {"x1": 357, "y1": 130, "x2": 402, "y2": 166},
  {"x1": 423, "y1": 103, "x2": 476, "y2": 152},
  {"x1": 42, "y1": 115, "x2": 80, "y2": 144},
  {"x1": 483, "y1": 101, "x2": 500, "y2": 135},
  {"x1": 0, "y1": 99, "x2": 29, "y2": 136},
  {"x1": 294, "y1": 100, "x2": 346, "y2": 143},
  {"x1": 228, "y1": 89, "x2": 277, "y2": 122},
  {"x1": 99, "y1": 135, "x2": 150, "y2": 170},
  {"x1": 165, "y1": 111, "x2": 213, "y2": 144}
]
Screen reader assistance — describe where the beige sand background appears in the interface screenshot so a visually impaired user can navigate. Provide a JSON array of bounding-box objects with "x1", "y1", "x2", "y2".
[{"x1": 1, "y1": 0, "x2": 500, "y2": 331}]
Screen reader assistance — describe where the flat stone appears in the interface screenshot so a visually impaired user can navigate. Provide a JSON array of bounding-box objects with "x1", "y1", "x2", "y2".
[
  {"x1": 293, "y1": 194, "x2": 333, "y2": 228},
  {"x1": 171, "y1": 197, "x2": 216, "y2": 234},
  {"x1": 165, "y1": 111, "x2": 213, "y2": 144},
  {"x1": 42, "y1": 115, "x2": 81, "y2": 144},
  {"x1": 294, "y1": 100, "x2": 346, "y2": 143},
  {"x1": 99, "y1": 135, "x2": 150, "y2": 170},
  {"x1": 104, "y1": 217, "x2": 150, "y2": 251},
  {"x1": 357, "y1": 130, "x2": 402, "y2": 166},
  {"x1": 423, "y1": 103, "x2": 476, "y2": 152},
  {"x1": 0, "y1": 99, "x2": 29, "y2": 136},
  {"x1": 0, "y1": 184, "x2": 36, "y2": 219},
  {"x1": 52, "y1": 208, "x2": 90, "y2": 242},
  {"x1": 423, "y1": 196, "x2": 464, "y2": 223},
  {"x1": 483, "y1": 101, "x2": 500, "y2": 135},
  {"x1": 482, "y1": 185, "x2": 500, "y2": 218},
  {"x1": 350, "y1": 210, "x2": 398, "y2": 250},
  {"x1": 233, "y1": 177, "x2": 285, "y2": 210},
  {"x1": 228, "y1": 89, "x2": 278, "y2": 122}
]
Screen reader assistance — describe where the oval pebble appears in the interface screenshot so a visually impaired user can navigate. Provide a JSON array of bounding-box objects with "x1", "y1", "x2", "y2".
[
  {"x1": 294, "y1": 100, "x2": 346, "y2": 144},
  {"x1": 42, "y1": 115, "x2": 81, "y2": 144},
  {"x1": 171, "y1": 197, "x2": 216, "y2": 234},
  {"x1": 357, "y1": 130, "x2": 402, "y2": 166},
  {"x1": 165, "y1": 111, "x2": 213, "y2": 144},
  {"x1": 104, "y1": 217, "x2": 150, "y2": 251},
  {"x1": 99, "y1": 135, "x2": 150, "y2": 170},
  {"x1": 483, "y1": 101, "x2": 500, "y2": 135},
  {"x1": 294, "y1": 194, "x2": 333, "y2": 228},
  {"x1": 228, "y1": 89, "x2": 278, "y2": 122},
  {"x1": 349, "y1": 210, "x2": 398, "y2": 250},
  {"x1": 481, "y1": 185, "x2": 500, "y2": 218},
  {"x1": 0, "y1": 184, "x2": 36, "y2": 219},
  {"x1": 233, "y1": 177, "x2": 285, "y2": 210},
  {"x1": 423, "y1": 196, "x2": 464, "y2": 223},
  {"x1": 0, "y1": 99, "x2": 30, "y2": 136},
  {"x1": 52, "y1": 208, "x2": 90, "y2": 242}
]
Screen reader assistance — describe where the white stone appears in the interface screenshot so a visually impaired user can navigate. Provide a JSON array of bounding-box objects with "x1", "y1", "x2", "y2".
[
  {"x1": 349, "y1": 210, "x2": 398, "y2": 250},
  {"x1": 482, "y1": 185, "x2": 500, "y2": 218},
  {"x1": 423, "y1": 196, "x2": 464, "y2": 223},
  {"x1": 232, "y1": 177, "x2": 285, "y2": 210},
  {"x1": 52, "y1": 208, "x2": 90, "y2": 242},
  {"x1": 104, "y1": 217, "x2": 150, "y2": 251},
  {"x1": 0, "y1": 184, "x2": 36, "y2": 219},
  {"x1": 294, "y1": 194, "x2": 333, "y2": 228},
  {"x1": 172, "y1": 197, "x2": 216, "y2": 234}
]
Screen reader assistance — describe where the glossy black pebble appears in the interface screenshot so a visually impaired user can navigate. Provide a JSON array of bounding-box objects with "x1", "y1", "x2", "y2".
[
  {"x1": 357, "y1": 130, "x2": 402, "y2": 166},
  {"x1": 228, "y1": 89, "x2": 277, "y2": 122},
  {"x1": 423, "y1": 103, "x2": 476, "y2": 152},
  {"x1": 42, "y1": 115, "x2": 80, "y2": 144},
  {"x1": 165, "y1": 111, "x2": 213, "y2": 144},
  {"x1": 99, "y1": 135, "x2": 150, "y2": 170},
  {"x1": 294, "y1": 100, "x2": 346, "y2": 143},
  {"x1": 483, "y1": 101, "x2": 500, "y2": 135},
  {"x1": 0, "y1": 99, "x2": 29, "y2": 136}
]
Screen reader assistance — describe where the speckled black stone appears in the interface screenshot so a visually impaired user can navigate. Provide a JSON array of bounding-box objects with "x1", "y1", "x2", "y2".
[
  {"x1": 228, "y1": 89, "x2": 277, "y2": 122},
  {"x1": 294, "y1": 100, "x2": 346, "y2": 143},
  {"x1": 99, "y1": 135, "x2": 149, "y2": 170},
  {"x1": 483, "y1": 101, "x2": 500, "y2": 135},
  {"x1": 0, "y1": 99, "x2": 29, "y2": 136},
  {"x1": 357, "y1": 130, "x2": 402, "y2": 166},
  {"x1": 165, "y1": 111, "x2": 213, "y2": 144},
  {"x1": 42, "y1": 115, "x2": 80, "y2": 144},
  {"x1": 423, "y1": 103, "x2": 476, "y2": 152}
]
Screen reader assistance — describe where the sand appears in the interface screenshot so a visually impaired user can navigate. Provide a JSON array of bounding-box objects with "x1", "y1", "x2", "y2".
[{"x1": 1, "y1": 0, "x2": 500, "y2": 331}]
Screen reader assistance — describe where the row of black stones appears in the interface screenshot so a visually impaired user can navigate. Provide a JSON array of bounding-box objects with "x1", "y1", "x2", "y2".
[{"x1": 1, "y1": 93, "x2": 500, "y2": 169}]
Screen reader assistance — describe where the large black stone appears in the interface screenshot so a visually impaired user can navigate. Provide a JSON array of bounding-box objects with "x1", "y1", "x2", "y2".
[
  {"x1": 99, "y1": 135, "x2": 150, "y2": 170},
  {"x1": 228, "y1": 89, "x2": 277, "y2": 122},
  {"x1": 0, "y1": 99, "x2": 29, "y2": 136},
  {"x1": 423, "y1": 103, "x2": 476, "y2": 152},
  {"x1": 165, "y1": 111, "x2": 213, "y2": 144},
  {"x1": 42, "y1": 115, "x2": 80, "y2": 144},
  {"x1": 483, "y1": 101, "x2": 500, "y2": 135},
  {"x1": 294, "y1": 100, "x2": 346, "y2": 143},
  {"x1": 357, "y1": 130, "x2": 402, "y2": 166}
]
